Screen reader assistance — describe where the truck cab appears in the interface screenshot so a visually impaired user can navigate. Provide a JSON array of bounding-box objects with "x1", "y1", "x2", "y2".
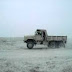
[{"x1": 35, "y1": 29, "x2": 47, "y2": 41}]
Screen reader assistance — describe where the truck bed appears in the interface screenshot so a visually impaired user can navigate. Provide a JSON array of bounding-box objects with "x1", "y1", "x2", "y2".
[{"x1": 47, "y1": 36, "x2": 67, "y2": 42}]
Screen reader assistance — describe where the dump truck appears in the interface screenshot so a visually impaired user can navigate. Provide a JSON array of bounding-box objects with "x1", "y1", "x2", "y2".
[{"x1": 24, "y1": 29, "x2": 67, "y2": 49}]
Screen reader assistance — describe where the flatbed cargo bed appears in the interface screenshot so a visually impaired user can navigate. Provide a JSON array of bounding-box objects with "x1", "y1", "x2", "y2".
[{"x1": 47, "y1": 36, "x2": 67, "y2": 42}]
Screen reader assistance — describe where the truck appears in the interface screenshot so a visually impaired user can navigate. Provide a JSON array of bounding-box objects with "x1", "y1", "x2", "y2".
[{"x1": 24, "y1": 29, "x2": 67, "y2": 49}]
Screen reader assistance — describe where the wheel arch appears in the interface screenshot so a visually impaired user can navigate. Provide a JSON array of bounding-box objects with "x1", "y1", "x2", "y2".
[{"x1": 25, "y1": 39, "x2": 36, "y2": 44}]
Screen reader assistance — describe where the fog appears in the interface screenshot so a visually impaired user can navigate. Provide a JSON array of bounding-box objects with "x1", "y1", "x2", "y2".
[{"x1": 0, "y1": 0, "x2": 72, "y2": 37}]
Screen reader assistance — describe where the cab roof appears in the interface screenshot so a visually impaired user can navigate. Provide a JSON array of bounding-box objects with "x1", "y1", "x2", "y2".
[{"x1": 37, "y1": 29, "x2": 46, "y2": 31}]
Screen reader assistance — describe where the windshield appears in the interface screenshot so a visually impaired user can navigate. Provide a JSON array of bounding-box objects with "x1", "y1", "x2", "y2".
[{"x1": 35, "y1": 31, "x2": 42, "y2": 35}]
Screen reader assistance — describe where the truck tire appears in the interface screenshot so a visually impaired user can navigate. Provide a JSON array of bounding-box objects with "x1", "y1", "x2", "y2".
[
  {"x1": 49, "y1": 42, "x2": 55, "y2": 48},
  {"x1": 27, "y1": 41, "x2": 34, "y2": 49},
  {"x1": 59, "y1": 42, "x2": 65, "y2": 48},
  {"x1": 55, "y1": 42, "x2": 59, "y2": 48}
]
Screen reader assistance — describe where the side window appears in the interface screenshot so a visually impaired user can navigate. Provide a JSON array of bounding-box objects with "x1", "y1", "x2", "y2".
[
  {"x1": 39, "y1": 31, "x2": 42, "y2": 36},
  {"x1": 35, "y1": 30, "x2": 42, "y2": 37},
  {"x1": 36, "y1": 31, "x2": 42, "y2": 36}
]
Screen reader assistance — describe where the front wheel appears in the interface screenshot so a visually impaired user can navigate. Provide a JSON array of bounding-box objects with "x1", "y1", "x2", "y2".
[{"x1": 27, "y1": 41, "x2": 34, "y2": 49}]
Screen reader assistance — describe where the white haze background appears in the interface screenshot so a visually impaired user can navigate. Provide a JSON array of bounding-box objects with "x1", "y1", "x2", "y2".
[
  {"x1": 0, "y1": 1, "x2": 72, "y2": 72},
  {"x1": 0, "y1": 0, "x2": 72, "y2": 37}
]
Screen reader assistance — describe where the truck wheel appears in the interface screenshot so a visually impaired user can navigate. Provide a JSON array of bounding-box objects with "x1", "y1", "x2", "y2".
[
  {"x1": 27, "y1": 41, "x2": 34, "y2": 49},
  {"x1": 59, "y1": 42, "x2": 65, "y2": 48},
  {"x1": 55, "y1": 42, "x2": 59, "y2": 48},
  {"x1": 49, "y1": 42, "x2": 55, "y2": 48}
]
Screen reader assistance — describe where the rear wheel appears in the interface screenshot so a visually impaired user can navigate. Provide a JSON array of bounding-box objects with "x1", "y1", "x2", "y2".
[
  {"x1": 55, "y1": 42, "x2": 60, "y2": 48},
  {"x1": 59, "y1": 42, "x2": 65, "y2": 48},
  {"x1": 27, "y1": 41, "x2": 34, "y2": 49},
  {"x1": 49, "y1": 42, "x2": 55, "y2": 48}
]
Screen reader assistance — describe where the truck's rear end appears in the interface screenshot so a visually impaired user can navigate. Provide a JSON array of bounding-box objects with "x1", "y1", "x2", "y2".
[{"x1": 47, "y1": 36, "x2": 67, "y2": 48}]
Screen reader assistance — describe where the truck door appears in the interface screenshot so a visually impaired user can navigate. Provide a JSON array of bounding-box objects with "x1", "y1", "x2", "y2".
[{"x1": 35, "y1": 31, "x2": 43, "y2": 41}]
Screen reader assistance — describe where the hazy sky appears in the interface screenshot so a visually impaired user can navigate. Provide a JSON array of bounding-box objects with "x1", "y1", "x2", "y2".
[{"x1": 0, "y1": 0, "x2": 72, "y2": 37}]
